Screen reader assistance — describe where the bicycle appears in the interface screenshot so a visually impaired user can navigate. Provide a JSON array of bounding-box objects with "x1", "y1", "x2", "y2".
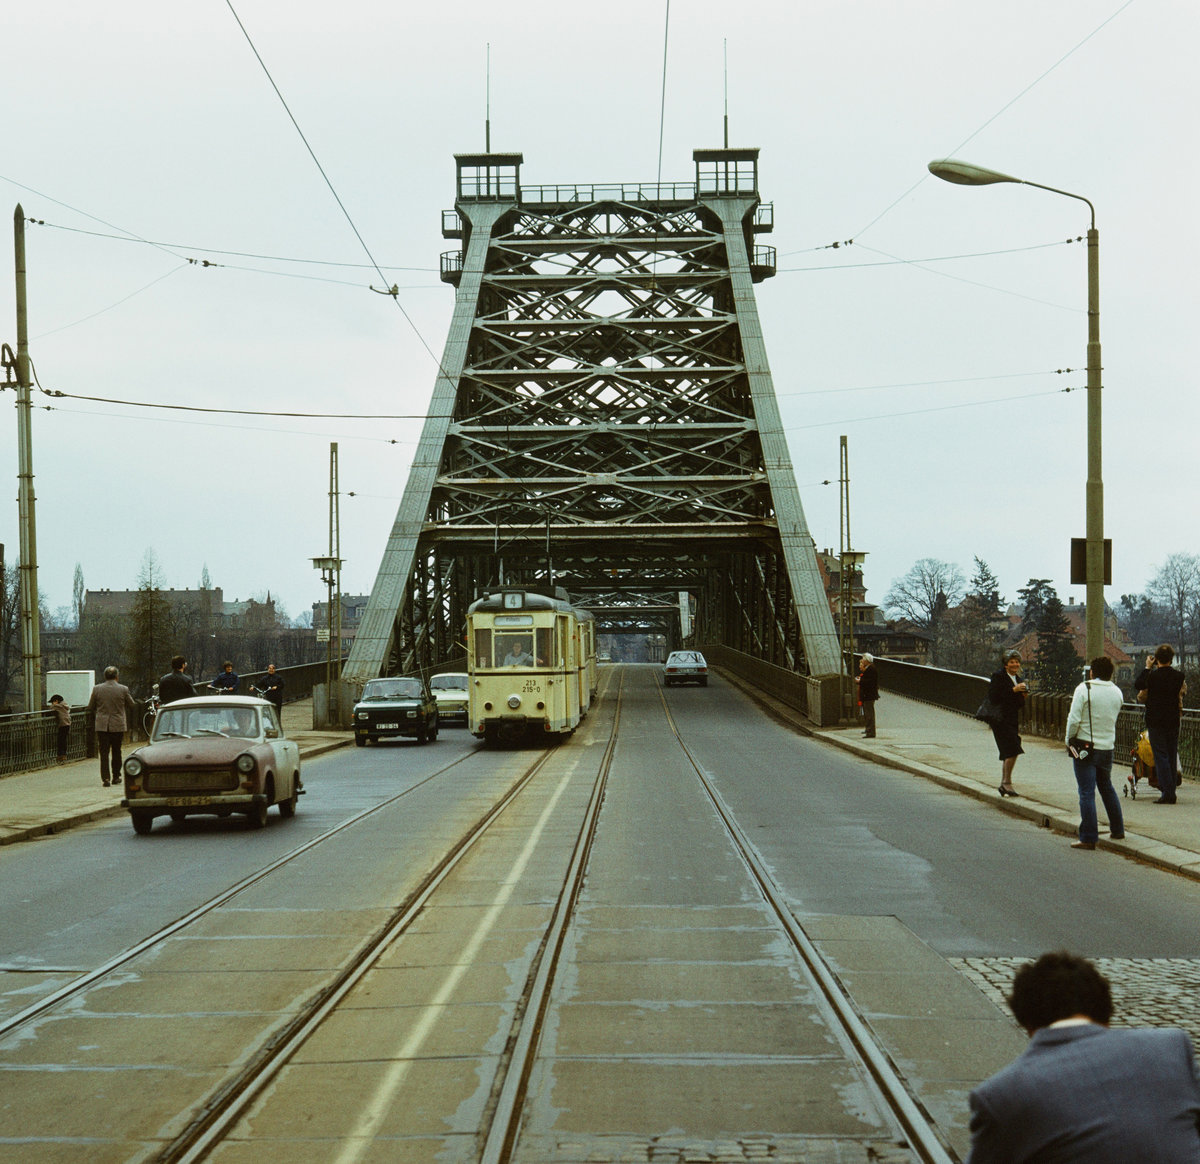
[{"x1": 141, "y1": 685, "x2": 161, "y2": 738}]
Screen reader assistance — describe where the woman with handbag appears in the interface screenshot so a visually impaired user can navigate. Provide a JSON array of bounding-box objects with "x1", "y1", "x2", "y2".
[
  {"x1": 1064, "y1": 655, "x2": 1126, "y2": 849},
  {"x1": 989, "y1": 650, "x2": 1028, "y2": 797}
]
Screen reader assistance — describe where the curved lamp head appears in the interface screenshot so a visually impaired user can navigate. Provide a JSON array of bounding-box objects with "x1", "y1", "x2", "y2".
[{"x1": 928, "y1": 159, "x2": 1020, "y2": 186}]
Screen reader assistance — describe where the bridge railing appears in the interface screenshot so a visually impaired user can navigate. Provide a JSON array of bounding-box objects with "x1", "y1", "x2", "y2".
[
  {"x1": 870, "y1": 656, "x2": 1195, "y2": 777},
  {"x1": 699, "y1": 648, "x2": 1195, "y2": 776},
  {"x1": 521, "y1": 182, "x2": 698, "y2": 204},
  {"x1": 698, "y1": 644, "x2": 843, "y2": 727},
  {"x1": 0, "y1": 660, "x2": 344, "y2": 779}
]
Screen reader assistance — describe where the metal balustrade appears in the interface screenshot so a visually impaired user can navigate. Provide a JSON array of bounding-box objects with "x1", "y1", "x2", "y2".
[{"x1": 0, "y1": 660, "x2": 342, "y2": 779}]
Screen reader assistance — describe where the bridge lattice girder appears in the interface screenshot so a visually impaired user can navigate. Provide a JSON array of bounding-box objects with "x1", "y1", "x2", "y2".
[{"x1": 343, "y1": 149, "x2": 840, "y2": 684}]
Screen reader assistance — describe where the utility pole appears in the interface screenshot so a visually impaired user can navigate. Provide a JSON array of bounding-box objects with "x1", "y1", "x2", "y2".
[
  {"x1": 13, "y1": 206, "x2": 42, "y2": 711},
  {"x1": 310, "y1": 443, "x2": 343, "y2": 728},
  {"x1": 330, "y1": 442, "x2": 342, "y2": 724},
  {"x1": 838, "y1": 436, "x2": 866, "y2": 722}
]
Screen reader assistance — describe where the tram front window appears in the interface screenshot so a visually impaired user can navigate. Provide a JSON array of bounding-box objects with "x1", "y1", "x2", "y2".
[{"x1": 494, "y1": 629, "x2": 552, "y2": 667}]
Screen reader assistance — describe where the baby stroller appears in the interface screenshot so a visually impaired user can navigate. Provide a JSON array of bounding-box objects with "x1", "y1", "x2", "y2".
[{"x1": 1125, "y1": 731, "x2": 1156, "y2": 798}]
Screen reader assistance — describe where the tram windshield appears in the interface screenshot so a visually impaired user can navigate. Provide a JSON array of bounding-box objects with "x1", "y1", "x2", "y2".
[{"x1": 475, "y1": 627, "x2": 555, "y2": 668}]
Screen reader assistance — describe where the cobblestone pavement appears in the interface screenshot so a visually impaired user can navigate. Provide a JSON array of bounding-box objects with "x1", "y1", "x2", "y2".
[{"x1": 953, "y1": 957, "x2": 1200, "y2": 1050}]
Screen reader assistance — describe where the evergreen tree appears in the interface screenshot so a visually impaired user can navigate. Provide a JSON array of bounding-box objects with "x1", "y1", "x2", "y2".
[
  {"x1": 1017, "y1": 578, "x2": 1055, "y2": 633},
  {"x1": 969, "y1": 557, "x2": 1004, "y2": 619},
  {"x1": 72, "y1": 563, "x2": 85, "y2": 629},
  {"x1": 1035, "y1": 591, "x2": 1083, "y2": 693}
]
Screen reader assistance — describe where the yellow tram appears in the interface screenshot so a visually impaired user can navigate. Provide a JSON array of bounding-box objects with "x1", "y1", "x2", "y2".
[{"x1": 467, "y1": 590, "x2": 596, "y2": 745}]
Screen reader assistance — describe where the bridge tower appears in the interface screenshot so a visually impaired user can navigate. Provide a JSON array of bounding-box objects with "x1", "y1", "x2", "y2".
[{"x1": 342, "y1": 147, "x2": 841, "y2": 689}]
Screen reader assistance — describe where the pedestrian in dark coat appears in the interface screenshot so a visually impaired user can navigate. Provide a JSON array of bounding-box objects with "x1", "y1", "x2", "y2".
[
  {"x1": 1135, "y1": 643, "x2": 1187, "y2": 804},
  {"x1": 989, "y1": 649, "x2": 1028, "y2": 798},
  {"x1": 253, "y1": 663, "x2": 285, "y2": 722},
  {"x1": 158, "y1": 655, "x2": 196, "y2": 705},
  {"x1": 855, "y1": 653, "x2": 879, "y2": 738}
]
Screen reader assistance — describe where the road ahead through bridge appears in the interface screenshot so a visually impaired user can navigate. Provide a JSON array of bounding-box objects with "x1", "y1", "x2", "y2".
[{"x1": 2, "y1": 665, "x2": 1199, "y2": 1163}]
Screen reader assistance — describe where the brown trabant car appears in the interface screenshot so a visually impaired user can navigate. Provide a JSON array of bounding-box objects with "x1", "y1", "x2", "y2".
[{"x1": 121, "y1": 695, "x2": 302, "y2": 835}]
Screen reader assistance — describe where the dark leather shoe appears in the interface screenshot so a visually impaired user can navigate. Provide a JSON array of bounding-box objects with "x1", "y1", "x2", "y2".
[
  {"x1": 1152, "y1": 798, "x2": 1177, "y2": 805},
  {"x1": 1109, "y1": 833, "x2": 1125, "y2": 840},
  {"x1": 1071, "y1": 841, "x2": 1096, "y2": 850}
]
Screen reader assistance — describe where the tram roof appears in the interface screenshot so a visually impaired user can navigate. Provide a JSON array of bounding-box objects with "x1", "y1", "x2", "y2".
[{"x1": 468, "y1": 589, "x2": 590, "y2": 618}]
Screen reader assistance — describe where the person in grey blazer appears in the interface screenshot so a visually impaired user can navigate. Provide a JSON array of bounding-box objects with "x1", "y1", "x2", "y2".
[
  {"x1": 968, "y1": 951, "x2": 1200, "y2": 1162},
  {"x1": 87, "y1": 666, "x2": 137, "y2": 788}
]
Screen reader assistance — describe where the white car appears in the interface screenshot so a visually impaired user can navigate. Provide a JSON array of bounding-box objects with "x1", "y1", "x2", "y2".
[
  {"x1": 663, "y1": 650, "x2": 708, "y2": 687},
  {"x1": 429, "y1": 672, "x2": 469, "y2": 725}
]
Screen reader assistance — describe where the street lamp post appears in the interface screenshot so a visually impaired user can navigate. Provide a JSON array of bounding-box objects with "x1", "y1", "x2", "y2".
[{"x1": 928, "y1": 159, "x2": 1105, "y2": 660}]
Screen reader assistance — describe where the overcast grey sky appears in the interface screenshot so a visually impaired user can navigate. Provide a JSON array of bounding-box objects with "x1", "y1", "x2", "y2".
[{"x1": 2, "y1": 0, "x2": 1194, "y2": 627}]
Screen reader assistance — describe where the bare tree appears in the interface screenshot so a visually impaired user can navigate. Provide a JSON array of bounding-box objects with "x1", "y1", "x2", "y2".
[
  {"x1": 938, "y1": 595, "x2": 999, "y2": 676},
  {"x1": 127, "y1": 550, "x2": 172, "y2": 696},
  {"x1": 1146, "y1": 553, "x2": 1200, "y2": 663},
  {"x1": 884, "y1": 558, "x2": 967, "y2": 666}
]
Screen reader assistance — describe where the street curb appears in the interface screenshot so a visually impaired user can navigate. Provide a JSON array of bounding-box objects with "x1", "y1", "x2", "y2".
[
  {"x1": 718, "y1": 667, "x2": 1200, "y2": 885},
  {"x1": 0, "y1": 804, "x2": 127, "y2": 846},
  {"x1": 296, "y1": 738, "x2": 355, "y2": 762},
  {"x1": 0, "y1": 736, "x2": 355, "y2": 846}
]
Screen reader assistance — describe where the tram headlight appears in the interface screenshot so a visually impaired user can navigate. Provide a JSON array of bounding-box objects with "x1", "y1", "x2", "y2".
[{"x1": 507, "y1": 694, "x2": 522, "y2": 710}]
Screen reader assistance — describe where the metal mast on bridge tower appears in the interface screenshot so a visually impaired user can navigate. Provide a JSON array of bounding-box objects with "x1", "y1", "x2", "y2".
[{"x1": 343, "y1": 147, "x2": 840, "y2": 690}]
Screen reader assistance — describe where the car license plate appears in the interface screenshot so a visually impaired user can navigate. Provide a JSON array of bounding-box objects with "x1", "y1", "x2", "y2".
[
  {"x1": 378, "y1": 722, "x2": 399, "y2": 729},
  {"x1": 164, "y1": 796, "x2": 213, "y2": 806}
]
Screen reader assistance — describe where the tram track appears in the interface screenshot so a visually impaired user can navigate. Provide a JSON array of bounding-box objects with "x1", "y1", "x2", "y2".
[
  {"x1": 176, "y1": 664, "x2": 952, "y2": 1163},
  {"x1": 162, "y1": 670, "x2": 625, "y2": 1162},
  {"x1": 0, "y1": 750, "x2": 496, "y2": 1041},
  {"x1": 655, "y1": 679, "x2": 956, "y2": 1164},
  {"x1": 3, "y1": 667, "x2": 959, "y2": 1161}
]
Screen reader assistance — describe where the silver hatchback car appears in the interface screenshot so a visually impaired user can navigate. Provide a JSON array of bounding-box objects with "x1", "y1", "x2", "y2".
[{"x1": 663, "y1": 650, "x2": 708, "y2": 687}]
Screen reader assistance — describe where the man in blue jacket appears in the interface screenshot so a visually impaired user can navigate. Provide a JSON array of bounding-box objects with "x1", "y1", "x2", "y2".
[
  {"x1": 210, "y1": 660, "x2": 240, "y2": 693},
  {"x1": 967, "y1": 951, "x2": 1200, "y2": 1161}
]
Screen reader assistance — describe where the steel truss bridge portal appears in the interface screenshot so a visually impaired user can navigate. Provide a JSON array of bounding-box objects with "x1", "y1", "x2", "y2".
[{"x1": 342, "y1": 147, "x2": 840, "y2": 690}]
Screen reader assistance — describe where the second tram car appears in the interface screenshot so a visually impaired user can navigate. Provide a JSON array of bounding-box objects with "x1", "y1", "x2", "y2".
[{"x1": 467, "y1": 590, "x2": 595, "y2": 745}]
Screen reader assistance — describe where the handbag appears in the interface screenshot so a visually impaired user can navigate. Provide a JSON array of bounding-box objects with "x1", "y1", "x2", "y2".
[
  {"x1": 974, "y1": 698, "x2": 1004, "y2": 726},
  {"x1": 1067, "y1": 682, "x2": 1094, "y2": 760}
]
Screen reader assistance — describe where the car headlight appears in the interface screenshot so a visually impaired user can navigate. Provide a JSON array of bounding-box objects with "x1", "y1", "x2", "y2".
[
  {"x1": 236, "y1": 754, "x2": 256, "y2": 774},
  {"x1": 356, "y1": 711, "x2": 367, "y2": 720},
  {"x1": 507, "y1": 694, "x2": 522, "y2": 710},
  {"x1": 124, "y1": 757, "x2": 143, "y2": 778}
]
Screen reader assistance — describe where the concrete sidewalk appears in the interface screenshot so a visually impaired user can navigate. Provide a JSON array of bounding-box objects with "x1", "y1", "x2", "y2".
[
  {"x1": 0, "y1": 698, "x2": 352, "y2": 845},
  {"x1": 810, "y1": 692, "x2": 1200, "y2": 881},
  {"x1": 704, "y1": 672, "x2": 1198, "y2": 881}
]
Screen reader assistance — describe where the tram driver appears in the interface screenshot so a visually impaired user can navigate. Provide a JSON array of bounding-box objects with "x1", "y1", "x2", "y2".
[{"x1": 503, "y1": 638, "x2": 538, "y2": 667}]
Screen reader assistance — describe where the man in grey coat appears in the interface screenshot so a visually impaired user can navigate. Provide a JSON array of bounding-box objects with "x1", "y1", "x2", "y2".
[
  {"x1": 967, "y1": 951, "x2": 1200, "y2": 1162},
  {"x1": 87, "y1": 666, "x2": 137, "y2": 788}
]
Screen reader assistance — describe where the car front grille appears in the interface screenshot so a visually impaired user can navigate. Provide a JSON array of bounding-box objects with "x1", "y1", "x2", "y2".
[{"x1": 144, "y1": 770, "x2": 239, "y2": 793}]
